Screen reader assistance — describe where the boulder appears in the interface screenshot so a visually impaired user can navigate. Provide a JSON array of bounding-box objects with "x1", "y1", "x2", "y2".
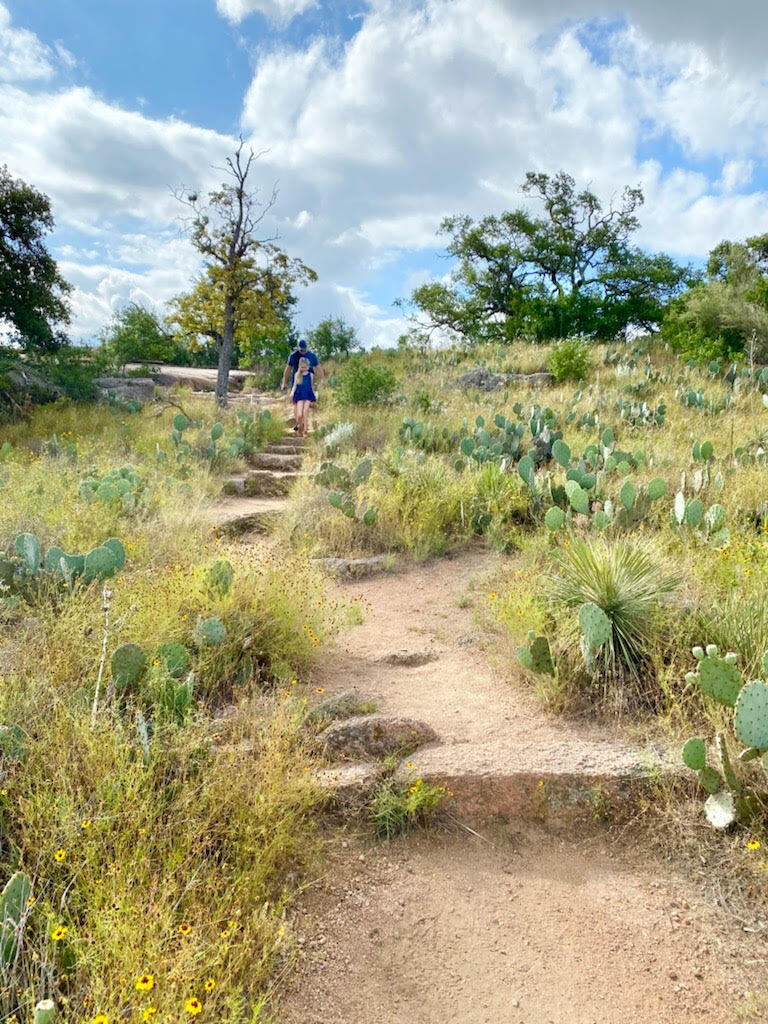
[
  {"x1": 96, "y1": 377, "x2": 155, "y2": 402},
  {"x1": 319, "y1": 714, "x2": 438, "y2": 761},
  {"x1": 456, "y1": 368, "x2": 507, "y2": 391}
]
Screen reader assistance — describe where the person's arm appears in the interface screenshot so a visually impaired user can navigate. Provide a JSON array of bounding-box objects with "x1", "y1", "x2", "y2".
[
  {"x1": 314, "y1": 362, "x2": 325, "y2": 383},
  {"x1": 281, "y1": 362, "x2": 291, "y2": 390}
]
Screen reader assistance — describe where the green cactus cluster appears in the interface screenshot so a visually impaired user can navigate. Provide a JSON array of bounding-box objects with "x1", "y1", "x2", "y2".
[
  {"x1": 615, "y1": 396, "x2": 666, "y2": 428},
  {"x1": 80, "y1": 466, "x2": 144, "y2": 512},
  {"x1": 516, "y1": 631, "x2": 555, "y2": 676},
  {"x1": 673, "y1": 491, "x2": 730, "y2": 547},
  {"x1": 682, "y1": 644, "x2": 768, "y2": 828},
  {"x1": 399, "y1": 417, "x2": 457, "y2": 454},
  {"x1": 317, "y1": 458, "x2": 378, "y2": 526},
  {"x1": 0, "y1": 534, "x2": 126, "y2": 601},
  {"x1": 679, "y1": 387, "x2": 731, "y2": 415}
]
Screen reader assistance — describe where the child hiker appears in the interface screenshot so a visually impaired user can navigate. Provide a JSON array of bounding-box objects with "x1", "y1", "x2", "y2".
[{"x1": 290, "y1": 356, "x2": 316, "y2": 437}]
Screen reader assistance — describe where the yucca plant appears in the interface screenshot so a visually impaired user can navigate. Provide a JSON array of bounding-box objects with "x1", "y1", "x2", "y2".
[{"x1": 551, "y1": 536, "x2": 681, "y2": 688}]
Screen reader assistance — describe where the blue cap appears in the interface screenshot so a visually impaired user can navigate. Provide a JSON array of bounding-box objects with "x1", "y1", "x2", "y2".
[{"x1": 298, "y1": 339, "x2": 307, "y2": 350}]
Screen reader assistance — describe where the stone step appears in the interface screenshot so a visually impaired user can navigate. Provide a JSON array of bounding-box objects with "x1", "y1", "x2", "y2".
[
  {"x1": 213, "y1": 496, "x2": 289, "y2": 535},
  {"x1": 393, "y1": 738, "x2": 674, "y2": 825},
  {"x1": 249, "y1": 452, "x2": 304, "y2": 471},
  {"x1": 223, "y1": 470, "x2": 304, "y2": 497},
  {"x1": 265, "y1": 443, "x2": 306, "y2": 455}
]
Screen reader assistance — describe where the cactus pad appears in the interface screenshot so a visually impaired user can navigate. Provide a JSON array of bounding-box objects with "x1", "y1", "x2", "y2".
[
  {"x1": 565, "y1": 480, "x2": 589, "y2": 514},
  {"x1": 111, "y1": 643, "x2": 147, "y2": 691},
  {"x1": 529, "y1": 636, "x2": 554, "y2": 675},
  {"x1": 517, "y1": 455, "x2": 535, "y2": 488},
  {"x1": 552, "y1": 439, "x2": 570, "y2": 467},
  {"x1": 207, "y1": 559, "x2": 234, "y2": 596},
  {"x1": 173, "y1": 413, "x2": 188, "y2": 432},
  {"x1": 199, "y1": 617, "x2": 226, "y2": 645},
  {"x1": 704, "y1": 790, "x2": 735, "y2": 829},
  {"x1": 619, "y1": 481, "x2": 636, "y2": 510},
  {"x1": 545, "y1": 506, "x2": 565, "y2": 532},
  {"x1": 682, "y1": 737, "x2": 706, "y2": 771},
  {"x1": 698, "y1": 765, "x2": 722, "y2": 794},
  {"x1": 693, "y1": 650, "x2": 744, "y2": 707},
  {"x1": 705, "y1": 504, "x2": 727, "y2": 532},
  {"x1": 0, "y1": 871, "x2": 32, "y2": 966},
  {"x1": 103, "y1": 538, "x2": 126, "y2": 571},
  {"x1": 647, "y1": 478, "x2": 667, "y2": 501},
  {"x1": 14, "y1": 534, "x2": 40, "y2": 574},
  {"x1": 83, "y1": 545, "x2": 118, "y2": 583},
  {"x1": 685, "y1": 499, "x2": 703, "y2": 527},
  {"x1": 211, "y1": 422, "x2": 224, "y2": 441},
  {"x1": 157, "y1": 643, "x2": 190, "y2": 679},
  {"x1": 579, "y1": 602, "x2": 612, "y2": 651},
  {"x1": 734, "y1": 681, "x2": 768, "y2": 749}
]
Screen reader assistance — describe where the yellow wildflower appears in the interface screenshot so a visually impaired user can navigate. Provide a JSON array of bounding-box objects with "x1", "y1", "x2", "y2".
[
  {"x1": 135, "y1": 974, "x2": 154, "y2": 992},
  {"x1": 185, "y1": 998, "x2": 203, "y2": 1015}
]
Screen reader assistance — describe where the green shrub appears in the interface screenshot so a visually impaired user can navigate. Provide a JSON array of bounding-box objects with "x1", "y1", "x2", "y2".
[
  {"x1": 551, "y1": 537, "x2": 681, "y2": 690},
  {"x1": 547, "y1": 337, "x2": 590, "y2": 382},
  {"x1": 370, "y1": 778, "x2": 447, "y2": 839},
  {"x1": 337, "y1": 359, "x2": 397, "y2": 405}
]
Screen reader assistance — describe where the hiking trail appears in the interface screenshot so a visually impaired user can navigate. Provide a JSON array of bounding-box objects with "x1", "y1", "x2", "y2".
[{"x1": 209, "y1": 391, "x2": 761, "y2": 1024}]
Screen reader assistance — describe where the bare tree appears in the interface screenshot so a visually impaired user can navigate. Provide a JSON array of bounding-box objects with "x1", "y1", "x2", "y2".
[{"x1": 171, "y1": 142, "x2": 315, "y2": 407}]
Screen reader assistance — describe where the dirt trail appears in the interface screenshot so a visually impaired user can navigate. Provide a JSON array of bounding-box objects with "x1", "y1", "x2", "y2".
[
  {"x1": 277, "y1": 829, "x2": 749, "y2": 1024},
  {"x1": 275, "y1": 547, "x2": 757, "y2": 1024}
]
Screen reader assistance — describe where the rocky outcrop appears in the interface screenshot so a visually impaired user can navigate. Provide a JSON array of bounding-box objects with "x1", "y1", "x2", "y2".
[
  {"x1": 456, "y1": 368, "x2": 554, "y2": 391},
  {"x1": 96, "y1": 377, "x2": 155, "y2": 402}
]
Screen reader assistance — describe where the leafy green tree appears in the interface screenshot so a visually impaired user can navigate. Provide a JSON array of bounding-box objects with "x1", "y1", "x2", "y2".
[
  {"x1": 100, "y1": 303, "x2": 181, "y2": 368},
  {"x1": 0, "y1": 165, "x2": 71, "y2": 351},
  {"x1": 664, "y1": 233, "x2": 768, "y2": 362},
  {"x1": 169, "y1": 143, "x2": 316, "y2": 406},
  {"x1": 408, "y1": 171, "x2": 690, "y2": 344},
  {"x1": 305, "y1": 317, "x2": 360, "y2": 361}
]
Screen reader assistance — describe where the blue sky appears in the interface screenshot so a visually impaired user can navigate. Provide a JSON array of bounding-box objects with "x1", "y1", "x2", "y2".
[{"x1": 2, "y1": 0, "x2": 768, "y2": 345}]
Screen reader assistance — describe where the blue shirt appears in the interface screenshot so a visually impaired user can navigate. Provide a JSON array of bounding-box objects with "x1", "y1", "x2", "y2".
[{"x1": 287, "y1": 349, "x2": 318, "y2": 386}]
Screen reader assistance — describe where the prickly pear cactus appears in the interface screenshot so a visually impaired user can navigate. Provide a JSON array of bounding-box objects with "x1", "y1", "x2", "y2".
[
  {"x1": 156, "y1": 643, "x2": 190, "y2": 679},
  {"x1": 111, "y1": 643, "x2": 147, "y2": 691},
  {"x1": 684, "y1": 645, "x2": 743, "y2": 707},
  {"x1": 0, "y1": 871, "x2": 31, "y2": 965},
  {"x1": 198, "y1": 617, "x2": 226, "y2": 645},
  {"x1": 733, "y1": 682, "x2": 768, "y2": 749},
  {"x1": 516, "y1": 631, "x2": 555, "y2": 676},
  {"x1": 682, "y1": 737, "x2": 706, "y2": 771},
  {"x1": 579, "y1": 602, "x2": 612, "y2": 651},
  {"x1": 207, "y1": 559, "x2": 234, "y2": 596},
  {"x1": 13, "y1": 534, "x2": 41, "y2": 575},
  {"x1": 544, "y1": 506, "x2": 565, "y2": 532}
]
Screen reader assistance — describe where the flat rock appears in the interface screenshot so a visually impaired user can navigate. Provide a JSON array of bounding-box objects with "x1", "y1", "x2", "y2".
[
  {"x1": 213, "y1": 496, "x2": 288, "y2": 534},
  {"x1": 394, "y1": 738, "x2": 677, "y2": 824},
  {"x1": 375, "y1": 650, "x2": 438, "y2": 667},
  {"x1": 319, "y1": 714, "x2": 438, "y2": 761},
  {"x1": 314, "y1": 762, "x2": 382, "y2": 811}
]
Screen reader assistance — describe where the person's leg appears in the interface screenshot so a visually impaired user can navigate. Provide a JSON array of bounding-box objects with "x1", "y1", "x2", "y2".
[
  {"x1": 305, "y1": 400, "x2": 314, "y2": 435},
  {"x1": 297, "y1": 400, "x2": 308, "y2": 436}
]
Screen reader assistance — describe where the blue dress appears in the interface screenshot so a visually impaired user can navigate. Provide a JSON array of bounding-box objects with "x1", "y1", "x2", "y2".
[{"x1": 292, "y1": 371, "x2": 316, "y2": 403}]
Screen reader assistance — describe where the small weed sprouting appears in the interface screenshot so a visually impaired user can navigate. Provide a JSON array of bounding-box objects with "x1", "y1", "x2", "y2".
[{"x1": 370, "y1": 778, "x2": 449, "y2": 839}]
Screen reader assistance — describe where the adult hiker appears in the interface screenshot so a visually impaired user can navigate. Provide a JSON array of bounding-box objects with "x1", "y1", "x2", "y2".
[
  {"x1": 281, "y1": 338, "x2": 323, "y2": 392},
  {"x1": 281, "y1": 338, "x2": 323, "y2": 433}
]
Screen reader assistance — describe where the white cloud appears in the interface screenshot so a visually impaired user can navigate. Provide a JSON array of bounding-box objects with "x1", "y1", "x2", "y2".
[
  {"x1": 0, "y1": 2, "x2": 54, "y2": 81},
  {"x1": 216, "y1": 0, "x2": 316, "y2": 25},
  {"x1": 6, "y1": 0, "x2": 768, "y2": 346}
]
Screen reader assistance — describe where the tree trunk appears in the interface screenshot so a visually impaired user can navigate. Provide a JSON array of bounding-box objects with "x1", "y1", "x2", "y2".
[{"x1": 216, "y1": 298, "x2": 234, "y2": 408}]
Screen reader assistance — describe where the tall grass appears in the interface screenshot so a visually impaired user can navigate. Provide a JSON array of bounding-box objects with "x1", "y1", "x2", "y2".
[{"x1": 0, "y1": 400, "x2": 339, "y2": 1021}]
